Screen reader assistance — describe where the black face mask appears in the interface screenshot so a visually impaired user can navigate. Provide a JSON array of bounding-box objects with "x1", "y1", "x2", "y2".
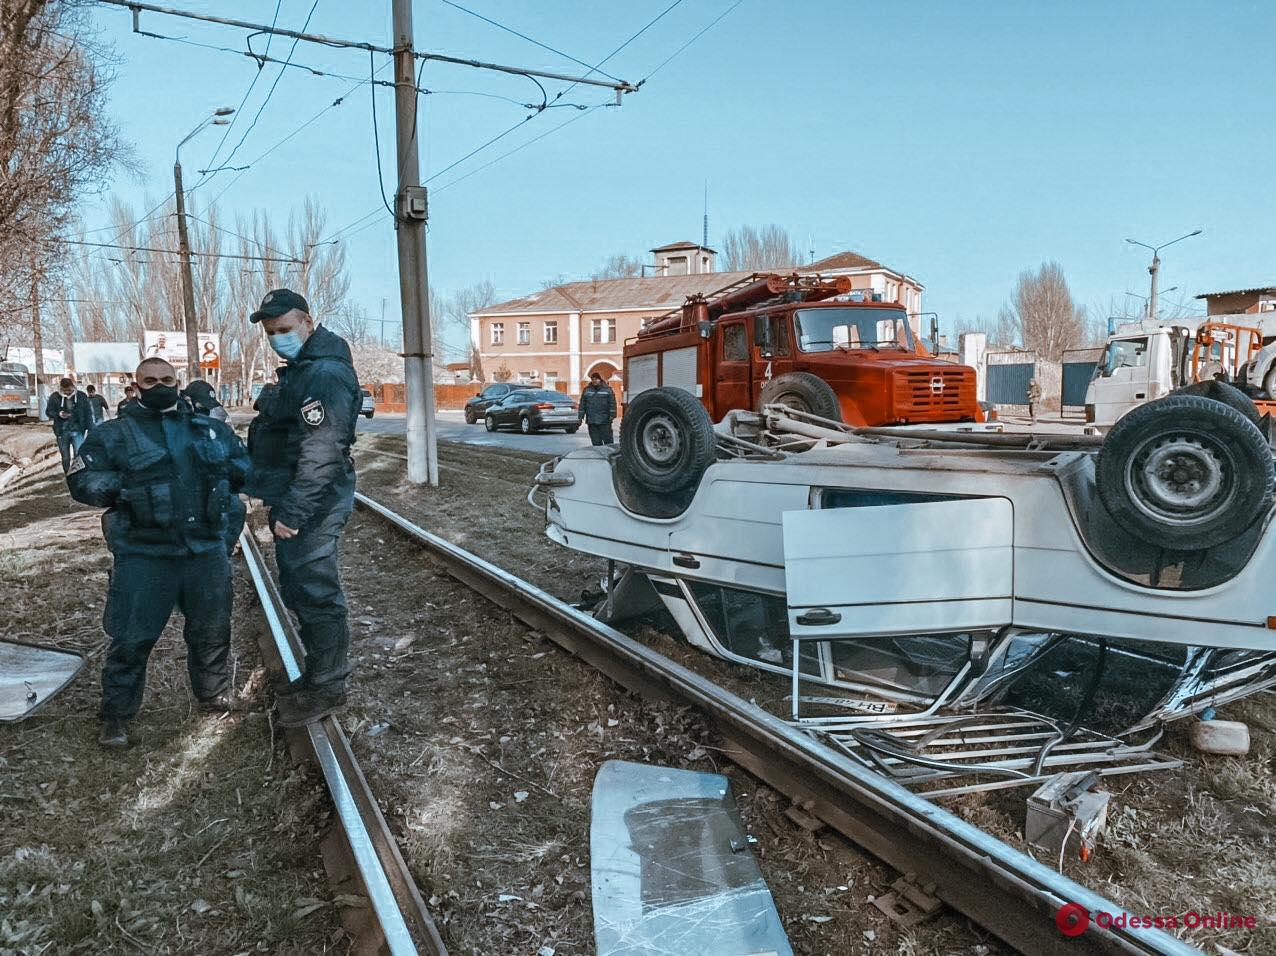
[{"x1": 138, "y1": 384, "x2": 180, "y2": 410}]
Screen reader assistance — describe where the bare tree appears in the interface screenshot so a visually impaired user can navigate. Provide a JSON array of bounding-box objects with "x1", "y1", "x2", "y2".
[
  {"x1": 999, "y1": 262, "x2": 1087, "y2": 361},
  {"x1": 951, "y1": 313, "x2": 1015, "y2": 350},
  {"x1": 593, "y1": 254, "x2": 643, "y2": 280},
  {"x1": 0, "y1": 1, "x2": 126, "y2": 333},
  {"x1": 447, "y1": 280, "x2": 495, "y2": 380},
  {"x1": 719, "y1": 225, "x2": 800, "y2": 272},
  {"x1": 329, "y1": 301, "x2": 371, "y2": 344}
]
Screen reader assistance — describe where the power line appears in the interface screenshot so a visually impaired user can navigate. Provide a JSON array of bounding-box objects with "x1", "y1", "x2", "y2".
[
  {"x1": 184, "y1": 214, "x2": 292, "y2": 260},
  {"x1": 201, "y1": 0, "x2": 284, "y2": 178},
  {"x1": 369, "y1": 50, "x2": 396, "y2": 219},
  {"x1": 554, "y1": 0, "x2": 684, "y2": 102},
  {"x1": 54, "y1": 238, "x2": 303, "y2": 264},
  {"x1": 438, "y1": 0, "x2": 622, "y2": 82},
  {"x1": 211, "y1": 0, "x2": 323, "y2": 182},
  {"x1": 637, "y1": 0, "x2": 745, "y2": 85}
]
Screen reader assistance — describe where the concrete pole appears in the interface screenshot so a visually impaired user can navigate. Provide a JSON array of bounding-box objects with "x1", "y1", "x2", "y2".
[
  {"x1": 173, "y1": 160, "x2": 200, "y2": 384},
  {"x1": 1147, "y1": 254, "x2": 1160, "y2": 324},
  {"x1": 31, "y1": 276, "x2": 47, "y2": 420},
  {"x1": 392, "y1": 0, "x2": 439, "y2": 486}
]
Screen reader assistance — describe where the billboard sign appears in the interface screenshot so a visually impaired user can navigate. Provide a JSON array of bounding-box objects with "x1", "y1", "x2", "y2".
[
  {"x1": 72, "y1": 342, "x2": 141, "y2": 374},
  {"x1": 143, "y1": 331, "x2": 221, "y2": 370},
  {"x1": 3, "y1": 347, "x2": 67, "y2": 375}
]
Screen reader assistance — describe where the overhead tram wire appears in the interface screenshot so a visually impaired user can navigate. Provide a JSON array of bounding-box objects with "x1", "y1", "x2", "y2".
[
  {"x1": 438, "y1": 0, "x2": 622, "y2": 81},
  {"x1": 184, "y1": 215, "x2": 293, "y2": 261},
  {"x1": 208, "y1": 0, "x2": 323, "y2": 185},
  {"x1": 51, "y1": 237, "x2": 303, "y2": 264},
  {"x1": 636, "y1": 0, "x2": 746, "y2": 86},
  {"x1": 552, "y1": 0, "x2": 685, "y2": 102}
]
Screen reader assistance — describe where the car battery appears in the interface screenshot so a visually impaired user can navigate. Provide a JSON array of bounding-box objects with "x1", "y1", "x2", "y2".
[{"x1": 1026, "y1": 771, "x2": 1109, "y2": 863}]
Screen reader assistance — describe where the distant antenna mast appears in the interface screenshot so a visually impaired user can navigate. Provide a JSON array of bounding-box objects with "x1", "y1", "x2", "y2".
[
  {"x1": 702, "y1": 180, "x2": 709, "y2": 248},
  {"x1": 808, "y1": 232, "x2": 815, "y2": 264}
]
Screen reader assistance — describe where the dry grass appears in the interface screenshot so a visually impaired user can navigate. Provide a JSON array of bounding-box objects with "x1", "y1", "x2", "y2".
[{"x1": 0, "y1": 471, "x2": 343, "y2": 954}]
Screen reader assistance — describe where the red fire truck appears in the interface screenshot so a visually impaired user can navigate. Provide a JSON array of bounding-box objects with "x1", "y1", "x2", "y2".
[{"x1": 623, "y1": 273, "x2": 983, "y2": 426}]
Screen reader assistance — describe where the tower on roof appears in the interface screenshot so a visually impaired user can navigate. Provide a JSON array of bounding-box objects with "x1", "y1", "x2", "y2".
[{"x1": 650, "y1": 240, "x2": 716, "y2": 277}]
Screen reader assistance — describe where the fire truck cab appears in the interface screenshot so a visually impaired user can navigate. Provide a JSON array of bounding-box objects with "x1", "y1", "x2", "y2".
[{"x1": 623, "y1": 273, "x2": 983, "y2": 426}]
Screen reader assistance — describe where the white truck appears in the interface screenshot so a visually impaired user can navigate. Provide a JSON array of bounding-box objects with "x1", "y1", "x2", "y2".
[{"x1": 1086, "y1": 313, "x2": 1276, "y2": 428}]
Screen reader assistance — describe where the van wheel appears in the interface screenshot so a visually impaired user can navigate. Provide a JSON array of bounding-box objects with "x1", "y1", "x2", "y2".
[
  {"x1": 619, "y1": 387, "x2": 716, "y2": 494},
  {"x1": 1096, "y1": 393, "x2": 1275, "y2": 550},
  {"x1": 758, "y1": 372, "x2": 841, "y2": 422},
  {"x1": 1173, "y1": 380, "x2": 1262, "y2": 429}
]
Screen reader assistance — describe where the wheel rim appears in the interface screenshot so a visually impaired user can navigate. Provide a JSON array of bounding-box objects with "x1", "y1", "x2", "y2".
[
  {"x1": 486, "y1": 416, "x2": 494, "y2": 430},
  {"x1": 778, "y1": 392, "x2": 811, "y2": 414},
  {"x1": 1125, "y1": 431, "x2": 1236, "y2": 526},
  {"x1": 521, "y1": 417, "x2": 530, "y2": 433},
  {"x1": 639, "y1": 412, "x2": 682, "y2": 468}
]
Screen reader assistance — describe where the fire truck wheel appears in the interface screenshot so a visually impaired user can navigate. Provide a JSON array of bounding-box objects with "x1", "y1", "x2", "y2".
[
  {"x1": 757, "y1": 372, "x2": 841, "y2": 422},
  {"x1": 1173, "y1": 380, "x2": 1262, "y2": 429},
  {"x1": 619, "y1": 387, "x2": 717, "y2": 495},
  {"x1": 1097, "y1": 393, "x2": 1275, "y2": 551}
]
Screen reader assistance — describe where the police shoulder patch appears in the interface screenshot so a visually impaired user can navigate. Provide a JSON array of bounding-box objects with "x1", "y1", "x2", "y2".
[{"x1": 300, "y1": 398, "x2": 325, "y2": 426}]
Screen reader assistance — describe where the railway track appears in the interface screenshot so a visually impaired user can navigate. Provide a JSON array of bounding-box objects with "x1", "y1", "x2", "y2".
[
  {"x1": 351, "y1": 490, "x2": 1201, "y2": 956},
  {"x1": 238, "y1": 529, "x2": 447, "y2": 956}
]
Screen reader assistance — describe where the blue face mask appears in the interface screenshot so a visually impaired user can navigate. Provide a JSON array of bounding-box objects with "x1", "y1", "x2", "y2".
[{"x1": 268, "y1": 331, "x2": 304, "y2": 359}]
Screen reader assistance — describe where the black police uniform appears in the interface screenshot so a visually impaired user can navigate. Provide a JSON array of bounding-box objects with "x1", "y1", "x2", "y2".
[
  {"x1": 247, "y1": 324, "x2": 361, "y2": 696},
  {"x1": 67, "y1": 399, "x2": 250, "y2": 722}
]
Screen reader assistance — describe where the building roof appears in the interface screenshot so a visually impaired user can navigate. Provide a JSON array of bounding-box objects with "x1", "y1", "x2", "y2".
[
  {"x1": 801, "y1": 251, "x2": 884, "y2": 272},
  {"x1": 1195, "y1": 286, "x2": 1276, "y2": 299},
  {"x1": 475, "y1": 271, "x2": 757, "y2": 316},
  {"x1": 650, "y1": 240, "x2": 716, "y2": 253}
]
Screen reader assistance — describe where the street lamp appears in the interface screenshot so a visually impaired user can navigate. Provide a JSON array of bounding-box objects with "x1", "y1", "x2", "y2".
[
  {"x1": 1125, "y1": 230, "x2": 1202, "y2": 324},
  {"x1": 174, "y1": 107, "x2": 234, "y2": 382}
]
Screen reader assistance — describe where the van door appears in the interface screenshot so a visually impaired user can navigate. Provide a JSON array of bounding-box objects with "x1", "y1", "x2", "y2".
[
  {"x1": 1089, "y1": 334, "x2": 1154, "y2": 426},
  {"x1": 713, "y1": 320, "x2": 752, "y2": 418},
  {"x1": 782, "y1": 498, "x2": 1013, "y2": 639}
]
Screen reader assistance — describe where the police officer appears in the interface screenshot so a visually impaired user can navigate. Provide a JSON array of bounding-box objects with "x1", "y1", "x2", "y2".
[
  {"x1": 183, "y1": 378, "x2": 229, "y2": 422},
  {"x1": 246, "y1": 289, "x2": 361, "y2": 727},
  {"x1": 66, "y1": 357, "x2": 250, "y2": 749},
  {"x1": 117, "y1": 384, "x2": 138, "y2": 415},
  {"x1": 577, "y1": 370, "x2": 617, "y2": 445}
]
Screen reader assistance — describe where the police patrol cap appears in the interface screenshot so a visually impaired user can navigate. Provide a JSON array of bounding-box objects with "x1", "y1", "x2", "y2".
[{"x1": 250, "y1": 288, "x2": 310, "y2": 323}]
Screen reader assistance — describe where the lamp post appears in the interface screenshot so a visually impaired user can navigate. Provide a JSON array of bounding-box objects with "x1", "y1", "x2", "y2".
[
  {"x1": 174, "y1": 107, "x2": 234, "y2": 382},
  {"x1": 1125, "y1": 230, "x2": 1202, "y2": 324}
]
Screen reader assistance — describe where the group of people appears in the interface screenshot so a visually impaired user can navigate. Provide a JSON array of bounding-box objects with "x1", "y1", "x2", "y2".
[{"x1": 63, "y1": 289, "x2": 362, "y2": 751}]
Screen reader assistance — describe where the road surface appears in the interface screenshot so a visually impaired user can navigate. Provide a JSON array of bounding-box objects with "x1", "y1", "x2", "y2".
[{"x1": 358, "y1": 410, "x2": 596, "y2": 456}]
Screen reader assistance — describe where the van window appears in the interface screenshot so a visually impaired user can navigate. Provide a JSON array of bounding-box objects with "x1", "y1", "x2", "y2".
[
  {"x1": 722, "y1": 324, "x2": 747, "y2": 362},
  {"x1": 686, "y1": 582, "x2": 819, "y2": 676}
]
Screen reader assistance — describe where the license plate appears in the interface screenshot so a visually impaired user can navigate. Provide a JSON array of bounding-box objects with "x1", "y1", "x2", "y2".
[{"x1": 1, "y1": 395, "x2": 20, "y2": 402}]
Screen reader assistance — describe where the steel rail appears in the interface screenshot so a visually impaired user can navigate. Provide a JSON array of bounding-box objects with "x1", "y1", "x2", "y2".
[
  {"x1": 354, "y1": 490, "x2": 1199, "y2": 956},
  {"x1": 239, "y1": 530, "x2": 447, "y2": 956}
]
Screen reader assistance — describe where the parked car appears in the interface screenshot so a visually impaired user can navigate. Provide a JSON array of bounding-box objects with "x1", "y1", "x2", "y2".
[
  {"x1": 360, "y1": 388, "x2": 375, "y2": 419},
  {"x1": 464, "y1": 383, "x2": 538, "y2": 424},
  {"x1": 484, "y1": 389, "x2": 579, "y2": 434}
]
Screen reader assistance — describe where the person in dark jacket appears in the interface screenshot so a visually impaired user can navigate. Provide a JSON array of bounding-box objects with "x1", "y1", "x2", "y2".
[
  {"x1": 245, "y1": 289, "x2": 361, "y2": 727},
  {"x1": 183, "y1": 379, "x2": 229, "y2": 422},
  {"x1": 66, "y1": 357, "x2": 250, "y2": 749},
  {"x1": 577, "y1": 370, "x2": 618, "y2": 445},
  {"x1": 85, "y1": 384, "x2": 109, "y2": 426},
  {"x1": 45, "y1": 377, "x2": 92, "y2": 472},
  {"x1": 116, "y1": 384, "x2": 138, "y2": 415}
]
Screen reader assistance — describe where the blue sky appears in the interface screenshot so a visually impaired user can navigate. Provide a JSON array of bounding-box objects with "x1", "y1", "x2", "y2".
[{"x1": 83, "y1": 0, "x2": 1276, "y2": 355}]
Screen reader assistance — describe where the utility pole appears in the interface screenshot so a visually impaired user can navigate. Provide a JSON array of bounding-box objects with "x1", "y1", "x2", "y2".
[
  {"x1": 173, "y1": 160, "x2": 199, "y2": 383},
  {"x1": 1126, "y1": 230, "x2": 1202, "y2": 324},
  {"x1": 31, "y1": 275, "x2": 46, "y2": 420},
  {"x1": 392, "y1": 0, "x2": 438, "y2": 486}
]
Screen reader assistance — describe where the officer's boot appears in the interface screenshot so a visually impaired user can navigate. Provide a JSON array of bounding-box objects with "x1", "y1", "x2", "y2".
[
  {"x1": 275, "y1": 686, "x2": 347, "y2": 728},
  {"x1": 98, "y1": 719, "x2": 130, "y2": 749}
]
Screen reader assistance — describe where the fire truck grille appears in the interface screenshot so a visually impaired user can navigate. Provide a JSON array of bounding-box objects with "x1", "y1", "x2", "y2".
[{"x1": 895, "y1": 368, "x2": 975, "y2": 420}]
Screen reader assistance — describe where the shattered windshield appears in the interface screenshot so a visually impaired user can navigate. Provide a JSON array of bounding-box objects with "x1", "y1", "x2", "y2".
[{"x1": 794, "y1": 307, "x2": 915, "y2": 352}]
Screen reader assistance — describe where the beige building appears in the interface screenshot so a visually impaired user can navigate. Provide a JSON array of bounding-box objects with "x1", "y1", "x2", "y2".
[{"x1": 469, "y1": 242, "x2": 925, "y2": 389}]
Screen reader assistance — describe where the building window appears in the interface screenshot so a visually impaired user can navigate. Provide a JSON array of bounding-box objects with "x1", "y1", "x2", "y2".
[
  {"x1": 517, "y1": 370, "x2": 538, "y2": 383},
  {"x1": 543, "y1": 321, "x2": 558, "y2": 344},
  {"x1": 666, "y1": 255, "x2": 688, "y2": 276},
  {"x1": 545, "y1": 372, "x2": 558, "y2": 386},
  {"x1": 591, "y1": 318, "x2": 616, "y2": 344},
  {"x1": 490, "y1": 322, "x2": 504, "y2": 345},
  {"x1": 517, "y1": 321, "x2": 530, "y2": 345}
]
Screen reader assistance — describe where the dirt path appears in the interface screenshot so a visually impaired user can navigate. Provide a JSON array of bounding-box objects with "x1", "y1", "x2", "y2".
[{"x1": 0, "y1": 473, "x2": 343, "y2": 954}]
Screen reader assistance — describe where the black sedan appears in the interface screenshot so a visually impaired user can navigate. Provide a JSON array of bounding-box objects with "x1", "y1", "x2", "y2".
[
  {"x1": 463, "y1": 382, "x2": 538, "y2": 424},
  {"x1": 483, "y1": 389, "x2": 579, "y2": 434}
]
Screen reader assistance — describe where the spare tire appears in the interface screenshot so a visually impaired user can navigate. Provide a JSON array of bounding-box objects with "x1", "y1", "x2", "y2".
[
  {"x1": 1097, "y1": 393, "x2": 1275, "y2": 551},
  {"x1": 619, "y1": 387, "x2": 717, "y2": 495},
  {"x1": 1173, "y1": 380, "x2": 1262, "y2": 430},
  {"x1": 757, "y1": 371, "x2": 842, "y2": 422}
]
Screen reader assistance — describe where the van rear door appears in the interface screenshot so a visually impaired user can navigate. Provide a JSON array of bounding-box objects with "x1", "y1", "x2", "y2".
[{"x1": 782, "y1": 498, "x2": 1014, "y2": 639}]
